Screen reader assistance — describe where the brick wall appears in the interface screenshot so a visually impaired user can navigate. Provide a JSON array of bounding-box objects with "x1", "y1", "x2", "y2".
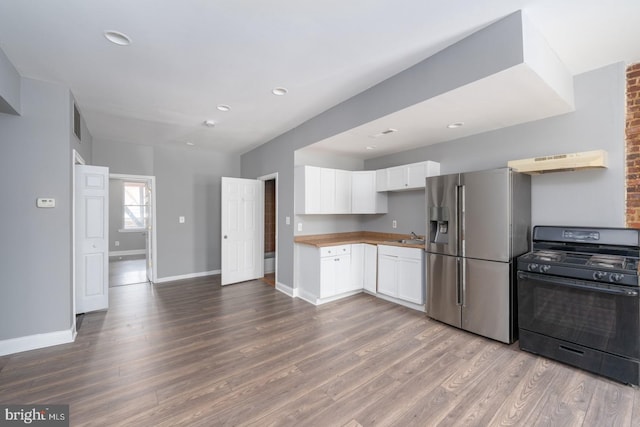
[{"x1": 626, "y1": 63, "x2": 640, "y2": 228}]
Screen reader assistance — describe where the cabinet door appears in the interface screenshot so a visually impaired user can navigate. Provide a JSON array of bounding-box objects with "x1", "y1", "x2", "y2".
[
  {"x1": 397, "y1": 256, "x2": 424, "y2": 304},
  {"x1": 334, "y1": 169, "x2": 352, "y2": 214},
  {"x1": 295, "y1": 165, "x2": 322, "y2": 214},
  {"x1": 386, "y1": 166, "x2": 406, "y2": 190},
  {"x1": 377, "y1": 254, "x2": 398, "y2": 297},
  {"x1": 375, "y1": 169, "x2": 388, "y2": 192},
  {"x1": 350, "y1": 244, "x2": 364, "y2": 291},
  {"x1": 363, "y1": 244, "x2": 377, "y2": 293},
  {"x1": 334, "y1": 254, "x2": 352, "y2": 294},
  {"x1": 320, "y1": 168, "x2": 335, "y2": 213},
  {"x1": 351, "y1": 171, "x2": 374, "y2": 213},
  {"x1": 406, "y1": 162, "x2": 427, "y2": 189},
  {"x1": 320, "y1": 256, "x2": 337, "y2": 298}
]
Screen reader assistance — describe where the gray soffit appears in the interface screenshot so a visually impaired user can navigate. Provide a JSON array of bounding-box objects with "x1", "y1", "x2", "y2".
[{"x1": 299, "y1": 11, "x2": 574, "y2": 159}]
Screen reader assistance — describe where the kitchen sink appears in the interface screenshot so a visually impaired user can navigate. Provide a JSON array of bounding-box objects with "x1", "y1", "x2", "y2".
[{"x1": 387, "y1": 239, "x2": 425, "y2": 245}]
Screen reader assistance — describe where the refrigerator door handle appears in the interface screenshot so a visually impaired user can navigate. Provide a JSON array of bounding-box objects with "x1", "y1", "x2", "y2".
[
  {"x1": 456, "y1": 257, "x2": 462, "y2": 306},
  {"x1": 457, "y1": 184, "x2": 465, "y2": 256},
  {"x1": 461, "y1": 257, "x2": 466, "y2": 307}
]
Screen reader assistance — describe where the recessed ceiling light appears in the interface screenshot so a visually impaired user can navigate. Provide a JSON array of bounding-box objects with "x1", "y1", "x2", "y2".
[
  {"x1": 186, "y1": 142, "x2": 195, "y2": 146},
  {"x1": 272, "y1": 87, "x2": 288, "y2": 96},
  {"x1": 104, "y1": 31, "x2": 131, "y2": 46},
  {"x1": 203, "y1": 120, "x2": 215, "y2": 127},
  {"x1": 217, "y1": 104, "x2": 231, "y2": 112},
  {"x1": 447, "y1": 122, "x2": 464, "y2": 129},
  {"x1": 365, "y1": 145, "x2": 377, "y2": 150}
]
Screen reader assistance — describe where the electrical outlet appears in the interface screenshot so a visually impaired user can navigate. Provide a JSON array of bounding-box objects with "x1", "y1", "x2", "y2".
[
  {"x1": 392, "y1": 220, "x2": 397, "y2": 229},
  {"x1": 297, "y1": 223, "x2": 303, "y2": 232},
  {"x1": 179, "y1": 216, "x2": 185, "y2": 224},
  {"x1": 286, "y1": 216, "x2": 291, "y2": 225},
  {"x1": 36, "y1": 198, "x2": 55, "y2": 208},
  {"x1": 115, "y1": 241, "x2": 120, "y2": 247}
]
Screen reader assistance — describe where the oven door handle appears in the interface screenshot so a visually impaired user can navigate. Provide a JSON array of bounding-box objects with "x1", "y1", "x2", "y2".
[{"x1": 518, "y1": 272, "x2": 639, "y2": 297}]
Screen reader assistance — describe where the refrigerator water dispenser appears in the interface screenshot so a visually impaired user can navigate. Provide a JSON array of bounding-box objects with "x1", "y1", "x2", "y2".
[{"x1": 429, "y1": 207, "x2": 449, "y2": 244}]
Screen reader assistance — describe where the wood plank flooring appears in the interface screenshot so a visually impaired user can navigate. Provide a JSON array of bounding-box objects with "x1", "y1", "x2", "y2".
[
  {"x1": 1, "y1": 276, "x2": 639, "y2": 426},
  {"x1": 109, "y1": 255, "x2": 148, "y2": 287}
]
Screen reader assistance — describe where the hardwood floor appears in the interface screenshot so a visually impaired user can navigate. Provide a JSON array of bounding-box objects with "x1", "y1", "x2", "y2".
[
  {"x1": 1, "y1": 276, "x2": 639, "y2": 426},
  {"x1": 109, "y1": 255, "x2": 148, "y2": 287}
]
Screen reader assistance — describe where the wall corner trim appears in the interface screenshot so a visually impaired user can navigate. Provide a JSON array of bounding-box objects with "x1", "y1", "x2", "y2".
[
  {"x1": 0, "y1": 327, "x2": 76, "y2": 356},
  {"x1": 275, "y1": 282, "x2": 296, "y2": 298}
]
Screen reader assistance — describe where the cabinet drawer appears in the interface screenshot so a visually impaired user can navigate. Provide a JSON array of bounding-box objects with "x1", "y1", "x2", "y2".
[
  {"x1": 320, "y1": 245, "x2": 351, "y2": 257},
  {"x1": 378, "y1": 244, "x2": 422, "y2": 259}
]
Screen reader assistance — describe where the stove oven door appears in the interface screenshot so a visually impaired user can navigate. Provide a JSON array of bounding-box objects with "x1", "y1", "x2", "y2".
[{"x1": 517, "y1": 271, "x2": 640, "y2": 359}]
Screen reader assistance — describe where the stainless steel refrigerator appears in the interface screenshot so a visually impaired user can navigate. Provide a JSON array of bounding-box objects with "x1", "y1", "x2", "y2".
[{"x1": 425, "y1": 167, "x2": 530, "y2": 343}]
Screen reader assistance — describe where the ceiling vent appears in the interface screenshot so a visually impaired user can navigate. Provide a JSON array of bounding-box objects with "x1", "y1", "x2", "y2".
[{"x1": 370, "y1": 128, "x2": 398, "y2": 138}]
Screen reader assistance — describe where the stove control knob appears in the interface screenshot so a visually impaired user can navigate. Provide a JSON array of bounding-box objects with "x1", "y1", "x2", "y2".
[
  {"x1": 540, "y1": 264, "x2": 551, "y2": 273},
  {"x1": 528, "y1": 263, "x2": 539, "y2": 272},
  {"x1": 593, "y1": 271, "x2": 606, "y2": 280},
  {"x1": 610, "y1": 273, "x2": 624, "y2": 283}
]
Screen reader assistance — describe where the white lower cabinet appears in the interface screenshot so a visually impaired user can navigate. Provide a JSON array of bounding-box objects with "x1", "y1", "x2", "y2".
[
  {"x1": 296, "y1": 242, "x2": 423, "y2": 308},
  {"x1": 297, "y1": 244, "x2": 359, "y2": 304},
  {"x1": 377, "y1": 245, "x2": 424, "y2": 305},
  {"x1": 363, "y1": 244, "x2": 377, "y2": 293},
  {"x1": 320, "y1": 250, "x2": 351, "y2": 297}
]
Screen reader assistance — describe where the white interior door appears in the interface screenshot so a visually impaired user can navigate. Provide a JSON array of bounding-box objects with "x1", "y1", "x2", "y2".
[
  {"x1": 221, "y1": 177, "x2": 264, "y2": 286},
  {"x1": 75, "y1": 165, "x2": 109, "y2": 313}
]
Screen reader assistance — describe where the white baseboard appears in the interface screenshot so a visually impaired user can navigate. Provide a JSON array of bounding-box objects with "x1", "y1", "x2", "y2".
[
  {"x1": 296, "y1": 289, "x2": 362, "y2": 306},
  {"x1": 0, "y1": 327, "x2": 76, "y2": 356},
  {"x1": 155, "y1": 269, "x2": 221, "y2": 284},
  {"x1": 295, "y1": 288, "x2": 317, "y2": 304},
  {"x1": 275, "y1": 282, "x2": 296, "y2": 298},
  {"x1": 109, "y1": 249, "x2": 145, "y2": 257},
  {"x1": 375, "y1": 293, "x2": 425, "y2": 312}
]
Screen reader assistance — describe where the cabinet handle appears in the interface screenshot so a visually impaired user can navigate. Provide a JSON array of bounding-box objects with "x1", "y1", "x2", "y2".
[{"x1": 334, "y1": 258, "x2": 339, "y2": 262}]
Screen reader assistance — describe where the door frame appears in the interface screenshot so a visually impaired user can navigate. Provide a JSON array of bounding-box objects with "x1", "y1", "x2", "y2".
[
  {"x1": 71, "y1": 149, "x2": 86, "y2": 337},
  {"x1": 259, "y1": 172, "x2": 278, "y2": 286},
  {"x1": 110, "y1": 173, "x2": 158, "y2": 283}
]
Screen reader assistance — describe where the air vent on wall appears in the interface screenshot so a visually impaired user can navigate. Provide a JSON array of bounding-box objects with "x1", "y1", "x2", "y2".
[
  {"x1": 507, "y1": 150, "x2": 608, "y2": 174},
  {"x1": 73, "y1": 103, "x2": 81, "y2": 141}
]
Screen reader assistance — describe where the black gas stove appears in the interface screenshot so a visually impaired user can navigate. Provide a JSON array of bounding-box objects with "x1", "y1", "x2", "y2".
[
  {"x1": 518, "y1": 248, "x2": 639, "y2": 287},
  {"x1": 517, "y1": 226, "x2": 640, "y2": 386}
]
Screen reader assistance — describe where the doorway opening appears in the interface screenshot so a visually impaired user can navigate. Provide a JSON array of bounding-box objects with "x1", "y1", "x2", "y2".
[
  {"x1": 260, "y1": 174, "x2": 278, "y2": 287},
  {"x1": 109, "y1": 174, "x2": 157, "y2": 287}
]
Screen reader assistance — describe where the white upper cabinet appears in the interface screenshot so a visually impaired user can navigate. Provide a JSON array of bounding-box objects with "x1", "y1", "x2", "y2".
[
  {"x1": 296, "y1": 166, "x2": 383, "y2": 214},
  {"x1": 295, "y1": 165, "x2": 321, "y2": 214},
  {"x1": 351, "y1": 171, "x2": 387, "y2": 214},
  {"x1": 377, "y1": 161, "x2": 440, "y2": 192},
  {"x1": 296, "y1": 165, "x2": 348, "y2": 214},
  {"x1": 334, "y1": 169, "x2": 352, "y2": 214}
]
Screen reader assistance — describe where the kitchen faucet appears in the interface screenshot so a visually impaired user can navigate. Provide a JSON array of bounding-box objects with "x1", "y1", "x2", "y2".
[{"x1": 410, "y1": 231, "x2": 420, "y2": 240}]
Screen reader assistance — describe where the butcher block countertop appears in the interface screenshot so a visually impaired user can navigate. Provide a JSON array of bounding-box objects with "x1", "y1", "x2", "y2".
[{"x1": 294, "y1": 231, "x2": 426, "y2": 249}]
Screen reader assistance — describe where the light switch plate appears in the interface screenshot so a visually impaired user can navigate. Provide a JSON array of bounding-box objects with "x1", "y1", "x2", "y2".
[
  {"x1": 37, "y1": 198, "x2": 55, "y2": 208},
  {"x1": 297, "y1": 222, "x2": 302, "y2": 232},
  {"x1": 179, "y1": 216, "x2": 185, "y2": 223}
]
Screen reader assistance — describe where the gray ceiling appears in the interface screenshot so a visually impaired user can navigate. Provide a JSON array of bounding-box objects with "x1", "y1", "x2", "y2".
[{"x1": 0, "y1": 0, "x2": 639, "y2": 158}]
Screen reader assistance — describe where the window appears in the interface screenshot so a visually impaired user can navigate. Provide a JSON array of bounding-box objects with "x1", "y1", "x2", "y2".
[{"x1": 123, "y1": 182, "x2": 147, "y2": 230}]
